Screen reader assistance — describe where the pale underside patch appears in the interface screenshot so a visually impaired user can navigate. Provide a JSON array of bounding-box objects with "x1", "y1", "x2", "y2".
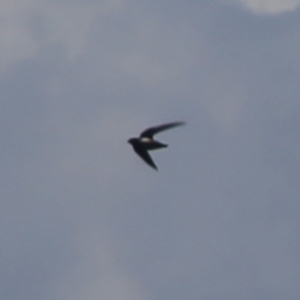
[{"x1": 141, "y1": 137, "x2": 152, "y2": 142}]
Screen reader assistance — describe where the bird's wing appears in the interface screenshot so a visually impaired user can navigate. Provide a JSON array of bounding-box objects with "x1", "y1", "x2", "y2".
[
  {"x1": 140, "y1": 122, "x2": 185, "y2": 139},
  {"x1": 132, "y1": 143, "x2": 158, "y2": 170}
]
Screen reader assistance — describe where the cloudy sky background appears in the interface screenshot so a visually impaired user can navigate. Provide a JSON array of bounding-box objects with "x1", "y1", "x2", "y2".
[{"x1": 1, "y1": 0, "x2": 300, "y2": 299}]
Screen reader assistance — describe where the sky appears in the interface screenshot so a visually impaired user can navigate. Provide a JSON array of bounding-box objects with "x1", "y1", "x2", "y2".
[{"x1": 1, "y1": 0, "x2": 300, "y2": 299}]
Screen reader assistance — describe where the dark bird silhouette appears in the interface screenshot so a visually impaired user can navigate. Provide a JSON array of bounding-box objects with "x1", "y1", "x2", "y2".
[{"x1": 128, "y1": 121, "x2": 185, "y2": 170}]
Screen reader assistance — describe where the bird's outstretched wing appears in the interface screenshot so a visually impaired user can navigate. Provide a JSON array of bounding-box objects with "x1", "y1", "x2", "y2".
[
  {"x1": 132, "y1": 143, "x2": 158, "y2": 170},
  {"x1": 140, "y1": 122, "x2": 185, "y2": 139}
]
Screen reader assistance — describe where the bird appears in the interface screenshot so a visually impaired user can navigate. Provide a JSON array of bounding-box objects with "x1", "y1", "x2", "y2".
[{"x1": 128, "y1": 121, "x2": 185, "y2": 170}]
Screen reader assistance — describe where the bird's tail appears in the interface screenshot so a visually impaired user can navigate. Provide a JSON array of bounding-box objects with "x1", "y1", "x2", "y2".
[{"x1": 151, "y1": 142, "x2": 168, "y2": 150}]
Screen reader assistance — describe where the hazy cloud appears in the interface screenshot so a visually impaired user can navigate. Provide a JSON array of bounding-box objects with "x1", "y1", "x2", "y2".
[
  {"x1": 231, "y1": 0, "x2": 300, "y2": 14},
  {"x1": 1, "y1": 1, "x2": 300, "y2": 300},
  {"x1": 0, "y1": 0, "x2": 125, "y2": 72}
]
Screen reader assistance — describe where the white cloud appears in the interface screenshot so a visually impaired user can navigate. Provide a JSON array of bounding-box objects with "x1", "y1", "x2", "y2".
[
  {"x1": 0, "y1": 0, "x2": 125, "y2": 73},
  {"x1": 0, "y1": 0, "x2": 38, "y2": 72},
  {"x1": 232, "y1": 0, "x2": 300, "y2": 14}
]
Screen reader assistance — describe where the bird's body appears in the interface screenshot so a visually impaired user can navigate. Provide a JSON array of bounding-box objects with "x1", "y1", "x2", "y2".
[{"x1": 127, "y1": 121, "x2": 185, "y2": 170}]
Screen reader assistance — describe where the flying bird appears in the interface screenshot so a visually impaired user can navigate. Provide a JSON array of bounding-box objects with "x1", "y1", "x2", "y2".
[{"x1": 128, "y1": 121, "x2": 185, "y2": 170}]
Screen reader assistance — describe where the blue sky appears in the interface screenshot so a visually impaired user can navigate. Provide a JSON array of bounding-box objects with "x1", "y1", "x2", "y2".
[{"x1": 1, "y1": 1, "x2": 300, "y2": 299}]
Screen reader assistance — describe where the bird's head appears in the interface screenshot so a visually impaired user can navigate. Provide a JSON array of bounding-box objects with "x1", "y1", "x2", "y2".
[{"x1": 127, "y1": 138, "x2": 138, "y2": 145}]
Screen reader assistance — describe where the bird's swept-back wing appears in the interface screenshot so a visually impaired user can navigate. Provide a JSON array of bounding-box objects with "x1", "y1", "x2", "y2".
[
  {"x1": 132, "y1": 143, "x2": 158, "y2": 170},
  {"x1": 140, "y1": 122, "x2": 185, "y2": 139}
]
